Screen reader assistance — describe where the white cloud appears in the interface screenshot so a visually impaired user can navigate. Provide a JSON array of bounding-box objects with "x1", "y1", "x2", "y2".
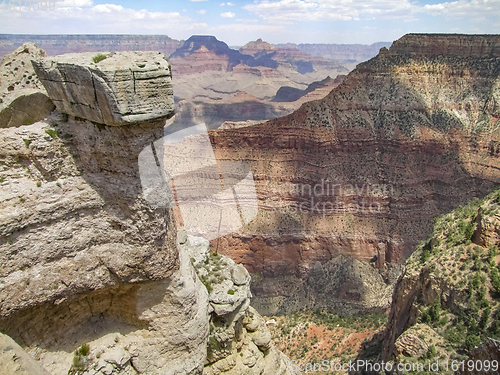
[
  {"x1": 197, "y1": 9, "x2": 207, "y2": 14},
  {"x1": 421, "y1": 0, "x2": 500, "y2": 18},
  {"x1": 221, "y1": 2, "x2": 235, "y2": 5},
  {"x1": 243, "y1": 0, "x2": 417, "y2": 23},
  {"x1": 190, "y1": 0, "x2": 208, "y2": 2},
  {"x1": 242, "y1": 0, "x2": 500, "y2": 24},
  {"x1": 56, "y1": 0, "x2": 93, "y2": 6},
  {"x1": 0, "y1": 3, "x2": 209, "y2": 37},
  {"x1": 93, "y1": 4, "x2": 123, "y2": 13},
  {"x1": 220, "y1": 11, "x2": 236, "y2": 17}
]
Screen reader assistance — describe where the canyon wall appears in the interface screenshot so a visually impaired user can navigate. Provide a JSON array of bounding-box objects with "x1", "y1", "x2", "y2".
[
  {"x1": 0, "y1": 35, "x2": 182, "y2": 60},
  {"x1": 209, "y1": 33, "x2": 500, "y2": 316},
  {"x1": 276, "y1": 42, "x2": 392, "y2": 63}
]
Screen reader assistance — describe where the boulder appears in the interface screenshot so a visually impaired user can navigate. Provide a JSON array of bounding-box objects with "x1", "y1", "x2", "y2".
[
  {"x1": 0, "y1": 332, "x2": 50, "y2": 375},
  {"x1": 0, "y1": 43, "x2": 54, "y2": 128},
  {"x1": 31, "y1": 51, "x2": 174, "y2": 126}
]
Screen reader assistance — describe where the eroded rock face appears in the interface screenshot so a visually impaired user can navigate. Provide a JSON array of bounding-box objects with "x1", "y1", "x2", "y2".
[
  {"x1": 0, "y1": 48, "x2": 212, "y2": 373},
  {"x1": 31, "y1": 51, "x2": 174, "y2": 126},
  {"x1": 208, "y1": 33, "x2": 500, "y2": 315},
  {"x1": 0, "y1": 43, "x2": 55, "y2": 128},
  {"x1": 456, "y1": 339, "x2": 500, "y2": 375},
  {"x1": 185, "y1": 234, "x2": 291, "y2": 375},
  {"x1": 0, "y1": 333, "x2": 50, "y2": 375},
  {"x1": 388, "y1": 33, "x2": 500, "y2": 58},
  {"x1": 0, "y1": 109, "x2": 197, "y2": 373}
]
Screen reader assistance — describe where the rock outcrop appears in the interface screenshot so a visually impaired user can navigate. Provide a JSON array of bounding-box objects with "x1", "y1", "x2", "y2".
[
  {"x1": 31, "y1": 51, "x2": 174, "y2": 126},
  {"x1": 1, "y1": 47, "x2": 291, "y2": 375},
  {"x1": 0, "y1": 49, "x2": 192, "y2": 374},
  {"x1": 239, "y1": 39, "x2": 276, "y2": 59},
  {"x1": 378, "y1": 189, "x2": 500, "y2": 367},
  {"x1": 0, "y1": 43, "x2": 54, "y2": 128},
  {"x1": 456, "y1": 339, "x2": 500, "y2": 375},
  {"x1": 208, "y1": 33, "x2": 500, "y2": 315},
  {"x1": 182, "y1": 234, "x2": 291, "y2": 375}
]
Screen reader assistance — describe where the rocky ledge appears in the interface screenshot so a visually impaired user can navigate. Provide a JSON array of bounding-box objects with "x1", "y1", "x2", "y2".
[
  {"x1": 181, "y1": 233, "x2": 291, "y2": 375},
  {"x1": 31, "y1": 51, "x2": 174, "y2": 126}
]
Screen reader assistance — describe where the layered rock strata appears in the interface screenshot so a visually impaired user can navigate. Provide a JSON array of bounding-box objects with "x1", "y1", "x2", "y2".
[
  {"x1": 208, "y1": 33, "x2": 500, "y2": 315},
  {"x1": 32, "y1": 51, "x2": 174, "y2": 126},
  {"x1": 0, "y1": 34, "x2": 182, "y2": 60}
]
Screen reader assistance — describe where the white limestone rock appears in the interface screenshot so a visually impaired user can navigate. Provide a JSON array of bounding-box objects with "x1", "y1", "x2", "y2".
[
  {"x1": 31, "y1": 51, "x2": 174, "y2": 126},
  {"x1": 0, "y1": 43, "x2": 55, "y2": 128}
]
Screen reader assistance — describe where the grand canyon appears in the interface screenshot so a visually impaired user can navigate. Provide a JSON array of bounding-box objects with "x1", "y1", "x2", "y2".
[{"x1": 0, "y1": 31, "x2": 500, "y2": 375}]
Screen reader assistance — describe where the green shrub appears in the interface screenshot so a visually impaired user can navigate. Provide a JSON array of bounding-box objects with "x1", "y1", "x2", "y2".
[
  {"x1": 78, "y1": 343, "x2": 90, "y2": 356},
  {"x1": 227, "y1": 289, "x2": 235, "y2": 295},
  {"x1": 92, "y1": 53, "x2": 107, "y2": 63},
  {"x1": 23, "y1": 139, "x2": 31, "y2": 147},
  {"x1": 464, "y1": 333, "x2": 481, "y2": 352},
  {"x1": 45, "y1": 129, "x2": 58, "y2": 138}
]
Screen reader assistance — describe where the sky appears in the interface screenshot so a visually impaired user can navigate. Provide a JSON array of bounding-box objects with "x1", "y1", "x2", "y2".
[{"x1": 0, "y1": 0, "x2": 499, "y2": 45}]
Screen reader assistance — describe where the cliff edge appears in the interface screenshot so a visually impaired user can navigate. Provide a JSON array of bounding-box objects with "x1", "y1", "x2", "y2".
[{"x1": 0, "y1": 48, "x2": 290, "y2": 374}]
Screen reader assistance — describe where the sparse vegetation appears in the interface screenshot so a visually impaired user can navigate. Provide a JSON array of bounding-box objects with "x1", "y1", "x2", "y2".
[
  {"x1": 268, "y1": 308, "x2": 387, "y2": 372},
  {"x1": 92, "y1": 53, "x2": 107, "y2": 63},
  {"x1": 45, "y1": 129, "x2": 58, "y2": 138},
  {"x1": 68, "y1": 343, "x2": 90, "y2": 375},
  {"x1": 396, "y1": 187, "x2": 500, "y2": 367}
]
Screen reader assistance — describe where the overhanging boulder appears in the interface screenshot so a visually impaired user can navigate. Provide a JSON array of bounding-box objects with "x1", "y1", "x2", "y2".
[{"x1": 31, "y1": 51, "x2": 174, "y2": 126}]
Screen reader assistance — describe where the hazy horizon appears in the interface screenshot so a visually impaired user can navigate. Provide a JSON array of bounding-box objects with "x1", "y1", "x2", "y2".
[{"x1": 0, "y1": 0, "x2": 499, "y2": 46}]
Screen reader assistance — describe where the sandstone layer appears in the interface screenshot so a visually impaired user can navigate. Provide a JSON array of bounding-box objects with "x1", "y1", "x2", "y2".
[
  {"x1": 32, "y1": 51, "x2": 174, "y2": 126},
  {"x1": 208, "y1": 33, "x2": 500, "y2": 315}
]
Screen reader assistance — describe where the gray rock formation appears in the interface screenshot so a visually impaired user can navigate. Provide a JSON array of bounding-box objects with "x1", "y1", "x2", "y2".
[
  {"x1": 186, "y1": 235, "x2": 291, "y2": 375},
  {"x1": 0, "y1": 43, "x2": 55, "y2": 128},
  {"x1": 0, "y1": 49, "x2": 290, "y2": 375},
  {"x1": 31, "y1": 51, "x2": 174, "y2": 126},
  {"x1": 0, "y1": 333, "x2": 50, "y2": 375}
]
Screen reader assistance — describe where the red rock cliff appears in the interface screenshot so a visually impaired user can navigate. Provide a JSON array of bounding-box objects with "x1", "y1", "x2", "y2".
[{"x1": 207, "y1": 33, "x2": 500, "y2": 315}]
